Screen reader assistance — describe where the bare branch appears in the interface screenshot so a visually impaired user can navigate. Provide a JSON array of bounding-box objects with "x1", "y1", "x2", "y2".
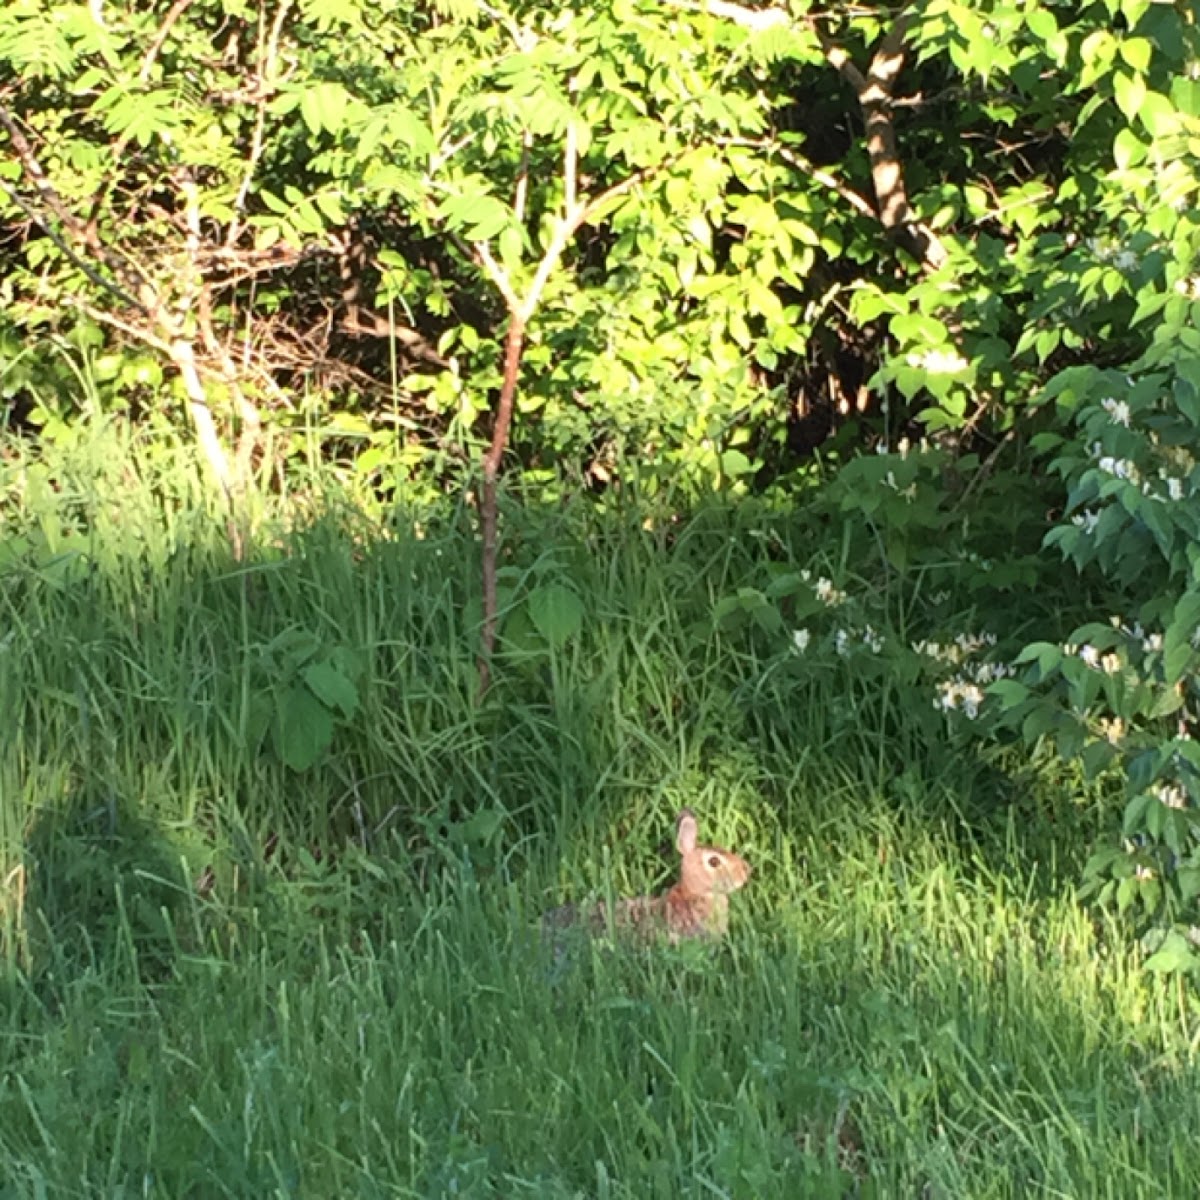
[
  {"x1": 69, "y1": 299, "x2": 172, "y2": 353},
  {"x1": 474, "y1": 241, "x2": 522, "y2": 313},
  {"x1": 514, "y1": 129, "x2": 532, "y2": 224},
  {"x1": 476, "y1": 316, "x2": 526, "y2": 696},
  {"x1": 0, "y1": 105, "x2": 88, "y2": 240},
  {"x1": 0, "y1": 178, "x2": 143, "y2": 310},
  {"x1": 139, "y1": 0, "x2": 201, "y2": 83},
  {"x1": 228, "y1": 0, "x2": 295, "y2": 245},
  {"x1": 812, "y1": 23, "x2": 868, "y2": 93},
  {"x1": 264, "y1": 0, "x2": 293, "y2": 80},
  {"x1": 430, "y1": 131, "x2": 479, "y2": 174},
  {"x1": 578, "y1": 162, "x2": 661, "y2": 227},
  {"x1": 808, "y1": 7, "x2": 948, "y2": 268}
]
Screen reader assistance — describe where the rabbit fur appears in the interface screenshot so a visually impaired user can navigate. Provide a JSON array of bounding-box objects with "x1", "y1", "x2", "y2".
[{"x1": 542, "y1": 809, "x2": 750, "y2": 945}]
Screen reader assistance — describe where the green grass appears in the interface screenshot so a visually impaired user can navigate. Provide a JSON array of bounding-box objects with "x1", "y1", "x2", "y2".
[{"x1": 2, "y1": 419, "x2": 1198, "y2": 1197}]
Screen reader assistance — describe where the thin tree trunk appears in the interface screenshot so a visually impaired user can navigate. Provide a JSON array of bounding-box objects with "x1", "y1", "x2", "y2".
[{"x1": 476, "y1": 317, "x2": 527, "y2": 697}]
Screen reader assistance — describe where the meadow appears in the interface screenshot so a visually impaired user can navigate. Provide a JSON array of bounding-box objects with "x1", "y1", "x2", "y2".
[{"x1": 2, "y1": 421, "x2": 1199, "y2": 1198}]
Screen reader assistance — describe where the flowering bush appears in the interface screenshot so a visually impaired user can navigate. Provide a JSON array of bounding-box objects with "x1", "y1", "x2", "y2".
[{"x1": 992, "y1": 351, "x2": 1200, "y2": 970}]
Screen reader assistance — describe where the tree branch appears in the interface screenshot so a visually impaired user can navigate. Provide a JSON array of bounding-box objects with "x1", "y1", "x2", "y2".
[
  {"x1": 139, "y1": 0, "x2": 201, "y2": 82},
  {"x1": 811, "y1": 8, "x2": 947, "y2": 268},
  {"x1": 0, "y1": 179, "x2": 143, "y2": 311},
  {"x1": 473, "y1": 241, "x2": 522, "y2": 313},
  {"x1": 227, "y1": 0, "x2": 294, "y2": 246}
]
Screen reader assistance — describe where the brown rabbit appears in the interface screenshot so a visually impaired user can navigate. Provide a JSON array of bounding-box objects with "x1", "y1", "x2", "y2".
[{"x1": 542, "y1": 809, "x2": 751, "y2": 945}]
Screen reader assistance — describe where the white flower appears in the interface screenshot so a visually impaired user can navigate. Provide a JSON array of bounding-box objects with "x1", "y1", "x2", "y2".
[
  {"x1": 1072, "y1": 510, "x2": 1100, "y2": 534},
  {"x1": 1101, "y1": 397, "x2": 1131, "y2": 427},
  {"x1": 934, "y1": 679, "x2": 986, "y2": 719},
  {"x1": 1167, "y1": 477, "x2": 1185, "y2": 501},
  {"x1": 792, "y1": 628, "x2": 811, "y2": 653},
  {"x1": 1079, "y1": 644, "x2": 1100, "y2": 668},
  {"x1": 834, "y1": 629, "x2": 850, "y2": 656},
  {"x1": 815, "y1": 578, "x2": 846, "y2": 606},
  {"x1": 862, "y1": 625, "x2": 883, "y2": 653},
  {"x1": 911, "y1": 349, "x2": 969, "y2": 373},
  {"x1": 1157, "y1": 783, "x2": 1188, "y2": 810},
  {"x1": 1097, "y1": 456, "x2": 1137, "y2": 481}
]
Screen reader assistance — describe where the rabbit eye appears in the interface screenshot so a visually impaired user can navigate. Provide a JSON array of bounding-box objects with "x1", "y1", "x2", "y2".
[{"x1": 707, "y1": 855, "x2": 721, "y2": 869}]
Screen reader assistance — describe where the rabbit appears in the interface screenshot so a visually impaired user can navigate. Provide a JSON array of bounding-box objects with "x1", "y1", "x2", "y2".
[{"x1": 542, "y1": 809, "x2": 751, "y2": 946}]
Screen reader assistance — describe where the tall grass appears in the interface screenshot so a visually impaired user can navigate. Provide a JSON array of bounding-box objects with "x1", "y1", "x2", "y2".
[{"x1": 1, "y1": 418, "x2": 1197, "y2": 1197}]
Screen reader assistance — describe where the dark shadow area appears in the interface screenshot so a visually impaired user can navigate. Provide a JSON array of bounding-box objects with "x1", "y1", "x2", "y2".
[{"x1": 21, "y1": 786, "x2": 186, "y2": 993}]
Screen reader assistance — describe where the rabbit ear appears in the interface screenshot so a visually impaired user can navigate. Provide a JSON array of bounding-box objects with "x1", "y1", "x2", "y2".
[{"x1": 675, "y1": 809, "x2": 698, "y2": 854}]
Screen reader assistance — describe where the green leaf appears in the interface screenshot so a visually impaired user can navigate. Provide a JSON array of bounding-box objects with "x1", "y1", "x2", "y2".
[
  {"x1": 720, "y1": 449, "x2": 754, "y2": 477},
  {"x1": 438, "y1": 193, "x2": 511, "y2": 242},
  {"x1": 1025, "y1": 9, "x2": 1058, "y2": 41},
  {"x1": 1144, "y1": 930, "x2": 1199, "y2": 974},
  {"x1": 1113, "y1": 71, "x2": 1147, "y2": 123},
  {"x1": 1119, "y1": 37, "x2": 1153, "y2": 73},
  {"x1": 1137, "y1": 91, "x2": 1180, "y2": 138},
  {"x1": 1163, "y1": 589, "x2": 1200, "y2": 685},
  {"x1": 1013, "y1": 641, "x2": 1064, "y2": 677},
  {"x1": 454, "y1": 807, "x2": 505, "y2": 845},
  {"x1": 303, "y1": 658, "x2": 360, "y2": 719},
  {"x1": 273, "y1": 685, "x2": 335, "y2": 772},
  {"x1": 301, "y1": 81, "x2": 353, "y2": 136},
  {"x1": 986, "y1": 679, "x2": 1031, "y2": 708},
  {"x1": 1179, "y1": 867, "x2": 1200, "y2": 903},
  {"x1": 1113, "y1": 128, "x2": 1146, "y2": 171},
  {"x1": 1081, "y1": 740, "x2": 1116, "y2": 780},
  {"x1": 527, "y1": 584, "x2": 584, "y2": 647}
]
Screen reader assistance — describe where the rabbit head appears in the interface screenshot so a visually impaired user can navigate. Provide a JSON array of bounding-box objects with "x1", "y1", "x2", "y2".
[
  {"x1": 674, "y1": 808, "x2": 751, "y2": 897},
  {"x1": 662, "y1": 808, "x2": 751, "y2": 939}
]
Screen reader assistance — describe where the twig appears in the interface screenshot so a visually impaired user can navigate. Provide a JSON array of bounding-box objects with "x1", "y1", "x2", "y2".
[
  {"x1": 473, "y1": 241, "x2": 522, "y2": 314},
  {"x1": 0, "y1": 179, "x2": 143, "y2": 310},
  {"x1": 228, "y1": 0, "x2": 294, "y2": 246},
  {"x1": 139, "y1": 0, "x2": 201, "y2": 82},
  {"x1": 514, "y1": 129, "x2": 532, "y2": 223}
]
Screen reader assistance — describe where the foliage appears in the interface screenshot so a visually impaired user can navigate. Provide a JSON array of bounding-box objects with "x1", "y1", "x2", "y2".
[
  {"x1": 993, "y1": 351, "x2": 1200, "y2": 963},
  {"x1": 2, "y1": 0, "x2": 1190, "y2": 480}
]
